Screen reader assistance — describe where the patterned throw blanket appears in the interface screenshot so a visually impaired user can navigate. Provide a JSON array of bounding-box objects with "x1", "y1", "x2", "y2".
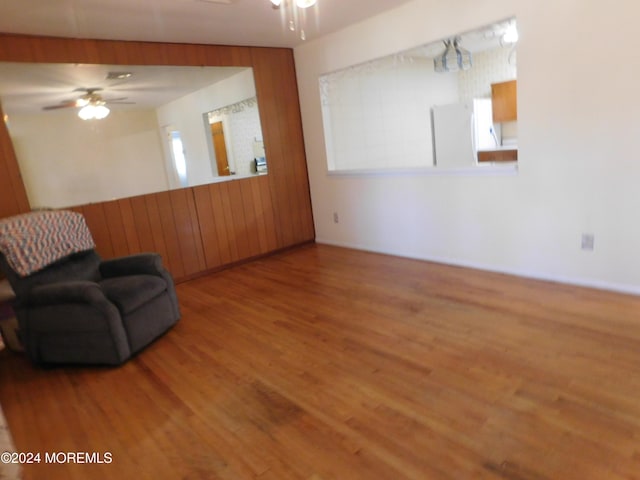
[{"x1": 0, "y1": 210, "x2": 95, "y2": 277}]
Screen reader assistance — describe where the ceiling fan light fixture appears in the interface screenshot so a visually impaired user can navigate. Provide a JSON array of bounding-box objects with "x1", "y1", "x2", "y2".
[
  {"x1": 93, "y1": 105, "x2": 110, "y2": 119},
  {"x1": 78, "y1": 103, "x2": 110, "y2": 120}
]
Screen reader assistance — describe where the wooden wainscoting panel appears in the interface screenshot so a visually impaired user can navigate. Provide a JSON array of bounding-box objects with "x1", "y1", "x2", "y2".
[
  {"x1": 239, "y1": 178, "x2": 264, "y2": 258},
  {"x1": 254, "y1": 174, "x2": 280, "y2": 253},
  {"x1": 101, "y1": 200, "x2": 131, "y2": 259},
  {"x1": 142, "y1": 193, "x2": 179, "y2": 277},
  {"x1": 226, "y1": 180, "x2": 252, "y2": 261},
  {"x1": 116, "y1": 197, "x2": 143, "y2": 254},
  {"x1": 167, "y1": 188, "x2": 206, "y2": 277},
  {"x1": 208, "y1": 183, "x2": 236, "y2": 266},
  {"x1": 247, "y1": 176, "x2": 272, "y2": 254},
  {"x1": 218, "y1": 182, "x2": 242, "y2": 263},
  {"x1": 192, "y1": 184, "x2": 224, "y2": 270},
  {"x1": 77, "y1": 203, "x2": 115, "y2": 259},
  {"x1": 153, "y1": 191, "x2": 187, "y2": 279},
  {"x1": 129, "y1": 195, "x2": 158, "y2": 254},
  {"x1": 194, "y1": 176, "x2": 281, "y2": 272}
]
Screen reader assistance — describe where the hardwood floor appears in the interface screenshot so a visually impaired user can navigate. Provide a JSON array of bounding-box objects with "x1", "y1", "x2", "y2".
[{"x1": 1, "y1": 243, "x2": 640, "y2": 479}]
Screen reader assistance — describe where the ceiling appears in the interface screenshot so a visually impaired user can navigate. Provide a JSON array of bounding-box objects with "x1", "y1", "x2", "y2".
[
  {"x1": 0, "y1": 63, "x2": 250, "y2": 114},
  {"x1": 0, "y1": 3, "x2": 514, "y2": 116},
  {"x1": 0, "y1": 0, "x2": 414, "y2": 49},
  {"x1": 0, "y1": 0, "x2": 416, "y2": 115}
]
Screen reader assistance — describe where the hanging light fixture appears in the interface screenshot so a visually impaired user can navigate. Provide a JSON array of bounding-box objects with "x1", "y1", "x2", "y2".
[
  {"x1": 434, "y1": 36, "x2": 472, "y2": 73},
  {"x1": 78, "y1": 101, "x2": 110, "y2": 120},
  {"x1": 498, "y1": 21, "x2": 519, "y2": 65},
  {"x1": 269, "y1": 0, "x2": 317, "y2": 40}
]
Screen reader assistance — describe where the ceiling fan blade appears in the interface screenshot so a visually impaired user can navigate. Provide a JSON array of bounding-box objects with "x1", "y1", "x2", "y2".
[
  {"x1": 73, "y1": 87, "x2": 103, "y2": 94},
  {"x1": 42, "y1": 90, "x2": 136, "y2": 111},
  {"x1": 42, "y1": 100, "x2": 79, "y2": 110}
]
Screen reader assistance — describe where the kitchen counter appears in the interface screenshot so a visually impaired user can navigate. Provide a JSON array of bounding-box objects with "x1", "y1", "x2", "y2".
[{"x1": 477, "y1": 147, "x2": 518, "y2": 163}]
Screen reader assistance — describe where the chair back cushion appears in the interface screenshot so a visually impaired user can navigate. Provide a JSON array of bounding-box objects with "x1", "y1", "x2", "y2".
[
  {"x1": 0, "y1": 210, "x2": 95, "y2": 277},
  {"x1": 0, "y1": 250, "x2": 102, "y2": 299}
]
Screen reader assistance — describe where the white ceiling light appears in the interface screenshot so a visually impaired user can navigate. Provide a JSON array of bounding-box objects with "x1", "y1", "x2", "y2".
[
  {"x1": 296, "y1": 0, "x2": 316, "y2": 7},
  {"x1": 502, "y1": 24, "x2": 519, "y2": 44},
  {"x1": 78, "y1": 102, "x2": 110, "y2": 120}
]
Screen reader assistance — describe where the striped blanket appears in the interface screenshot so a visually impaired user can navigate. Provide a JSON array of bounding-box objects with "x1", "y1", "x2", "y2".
[{"x1": 0, "y1": 210, "x2": 95, "y2": 277}]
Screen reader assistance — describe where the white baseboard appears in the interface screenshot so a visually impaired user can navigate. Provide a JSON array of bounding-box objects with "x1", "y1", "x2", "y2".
[{"x1": 315, "y1": 237, "x2": 640, "y2": 297}]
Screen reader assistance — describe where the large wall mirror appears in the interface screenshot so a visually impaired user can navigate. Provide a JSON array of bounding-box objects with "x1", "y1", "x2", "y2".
[
  {"x1": 320, "y1": 17, "x2": 518, "y2": 173},
  {"x1": 0, "y1": 63, "x2": 267, "y2": 209}
]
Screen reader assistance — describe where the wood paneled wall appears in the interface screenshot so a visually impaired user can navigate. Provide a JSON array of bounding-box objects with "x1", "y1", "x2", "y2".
[
  {"x1": 0, "y1": 102, "x2": 29, "y2": 219},
  {"x1": 0, "y1": 33, "x2": 315, "y2": 281}
]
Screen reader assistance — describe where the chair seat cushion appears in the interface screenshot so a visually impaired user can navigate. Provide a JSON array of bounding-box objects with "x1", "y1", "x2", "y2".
[{"x1": 99, "y1": 275, "x2": 167, "y2": 314}]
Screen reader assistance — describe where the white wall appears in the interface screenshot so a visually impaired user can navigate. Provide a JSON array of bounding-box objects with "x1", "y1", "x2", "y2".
[
  {"x1": 294, "y1": 0, "x2": 640, "y2": 294},
  {"x1": 9, "y1": 109, "x2": 167, "y2": 208},
  {"x1": 321, "y1": 56, "x2": 458, "y2": 170},
  {"x1": 458, "y1": 46, "x2": 517, "y2": 102}
]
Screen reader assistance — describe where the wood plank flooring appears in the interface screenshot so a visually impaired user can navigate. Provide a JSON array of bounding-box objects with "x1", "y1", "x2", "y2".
[{"x1": 1, "y1": 244, "x2": 640, "y2": 479}]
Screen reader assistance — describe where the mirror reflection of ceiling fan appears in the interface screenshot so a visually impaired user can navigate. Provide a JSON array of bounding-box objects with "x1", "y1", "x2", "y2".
[{"x1": 43, "y1": 87, "x2": 135, "y2": 120}]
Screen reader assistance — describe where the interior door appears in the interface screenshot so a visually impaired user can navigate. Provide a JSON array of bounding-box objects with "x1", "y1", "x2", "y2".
[{"x1": 210, "y1": 121, "x2": 230, "y2": 176}]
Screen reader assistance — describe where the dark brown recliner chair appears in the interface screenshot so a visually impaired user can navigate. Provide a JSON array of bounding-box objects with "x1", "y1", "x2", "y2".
[{"x1": 0, "y1": 210, "x2": 180, "y2": 366}]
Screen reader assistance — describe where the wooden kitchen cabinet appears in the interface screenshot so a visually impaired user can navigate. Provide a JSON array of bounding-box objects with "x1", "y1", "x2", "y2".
[{"x1": 491, "y1": 80, "x2": 517, "y2": 122}]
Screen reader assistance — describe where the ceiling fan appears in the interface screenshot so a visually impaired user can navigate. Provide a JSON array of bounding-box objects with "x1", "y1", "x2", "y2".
[{"x1": 43, "y1": 88, "x2": 134, "y2": 120}]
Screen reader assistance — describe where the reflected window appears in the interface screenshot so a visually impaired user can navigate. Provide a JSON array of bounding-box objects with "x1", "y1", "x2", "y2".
[{"x1": 169, "y1": 130, "x2": 188, "y2": 187}]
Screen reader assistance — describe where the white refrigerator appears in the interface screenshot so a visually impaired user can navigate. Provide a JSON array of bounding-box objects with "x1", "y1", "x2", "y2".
[{"x1": 431, "y1": 99, "x2": 500, "y2": 168}]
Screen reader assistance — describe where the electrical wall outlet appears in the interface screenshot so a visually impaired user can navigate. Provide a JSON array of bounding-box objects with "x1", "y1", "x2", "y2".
[
  {"x1": 581, "y1": 233, "x2": 595, "y2": 251},
  {"x1": 333, "y1": 212, "x2": 339, "y2": 224}
]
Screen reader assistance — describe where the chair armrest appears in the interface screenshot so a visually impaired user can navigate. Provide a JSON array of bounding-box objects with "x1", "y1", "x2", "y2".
[
  {"x1": 100, "y1": 252, "x2": 180, "y2": 321},
  {"x1": 26, "y1": 281, "x2": 107, "y2": 306},
  {"x1": 99, "y1": 253, "x2": 165, "y2": 278}
]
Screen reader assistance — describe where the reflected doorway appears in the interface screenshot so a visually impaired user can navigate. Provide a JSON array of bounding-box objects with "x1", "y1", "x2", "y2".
[{"x1": 210, "y1": 121, "x2": 231, "y2": 176}]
